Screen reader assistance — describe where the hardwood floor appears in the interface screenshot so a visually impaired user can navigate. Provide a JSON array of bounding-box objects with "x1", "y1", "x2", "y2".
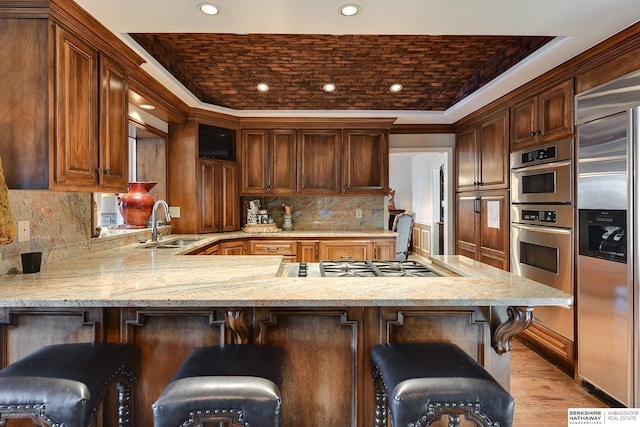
[{"x1": 510, "y1": 338, "x2": 607, "y2": 426}]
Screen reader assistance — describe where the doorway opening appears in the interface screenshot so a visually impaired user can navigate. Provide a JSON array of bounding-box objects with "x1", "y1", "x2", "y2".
[{"x1": 389, "y1": 134, "x2": 454, "y2": 257}]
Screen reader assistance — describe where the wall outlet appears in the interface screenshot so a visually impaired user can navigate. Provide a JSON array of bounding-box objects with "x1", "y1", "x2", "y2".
[
  {"x1": 18, "y1": 220, "x2": 30, "y2": 242},
  {"x1": 355, "y1": 208, "x2": 363, "y2": 219},
  {"x1": 169, "y1": 206, "x2": 181, "y2": 218}
]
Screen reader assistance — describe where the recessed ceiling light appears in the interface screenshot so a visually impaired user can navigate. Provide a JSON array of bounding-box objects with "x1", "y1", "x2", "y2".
[
  {"x1": 256, "y1": 83, "x2": 270, "y2": 92},
  {"x1": 339, "y1": 4, "x2": 360, "y2": 16},
  {"x1": 139, "y1": 104, "x2": 156, "y2": 110},
  {"x1": 198, "y1": 2, "x2": 220, "y2": 15},
  {"x1": 323, "y1": 83, "x2": 336, "y2": 93},
  {"x1": 390, "y1": 83, "x2": 403, "y2": 93}
]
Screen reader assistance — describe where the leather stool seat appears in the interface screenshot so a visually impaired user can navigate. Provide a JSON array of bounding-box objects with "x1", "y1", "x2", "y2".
[
  {"x1": 0, "y1": 342, "x2": 139, "y2": 427},
  {"x1": 370, "y1": 342, "x2": 514, "y2": 427},
  {"x1": 152, "y1": 344, "x2": 285, "y2": 427}
]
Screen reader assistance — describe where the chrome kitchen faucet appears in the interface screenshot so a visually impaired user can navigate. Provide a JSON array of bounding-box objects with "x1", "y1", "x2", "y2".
[{"x1": 151, "y1": 200, "x2": 171, "y2": 242}]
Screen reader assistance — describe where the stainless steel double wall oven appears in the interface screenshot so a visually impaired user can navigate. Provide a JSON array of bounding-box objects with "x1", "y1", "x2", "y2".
[{"x1": 510, "y1": 139, "x2": 574, "y2": 342}]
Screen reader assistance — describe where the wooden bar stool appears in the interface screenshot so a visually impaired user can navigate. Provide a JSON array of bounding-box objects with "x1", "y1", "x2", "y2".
[
  {"x1": 0, "y1": 342, "x2": 139, "y2": 427},
  {"x1": 370, "y1": 342, "x2": 514, "y2": 427},
  {"x1": 152, "y1": 344, "x2": 285, "y2": 427}
]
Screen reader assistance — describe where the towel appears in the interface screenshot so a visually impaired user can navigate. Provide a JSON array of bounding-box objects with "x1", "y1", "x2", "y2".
[{"x1": 0, "y1": 156, "x2": 17, "y2": 245}]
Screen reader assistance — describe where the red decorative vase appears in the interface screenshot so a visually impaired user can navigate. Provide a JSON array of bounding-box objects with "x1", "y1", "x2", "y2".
[{"x1": 117, "y1": 182, "x2": 157, "y2": 228}]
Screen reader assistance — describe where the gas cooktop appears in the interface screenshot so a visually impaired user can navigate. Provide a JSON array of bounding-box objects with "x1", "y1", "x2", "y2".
[{"x1": 288, "y1": 260, "x2": 442, "y2": 278}]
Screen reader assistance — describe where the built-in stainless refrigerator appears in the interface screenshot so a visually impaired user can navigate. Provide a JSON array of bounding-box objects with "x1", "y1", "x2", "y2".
[{"x1": 575, "y1": 71, "x2": 640, "y2": 407}]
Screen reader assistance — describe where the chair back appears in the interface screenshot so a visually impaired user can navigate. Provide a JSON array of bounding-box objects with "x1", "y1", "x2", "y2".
[{"x1": 392, "y1": 212, "x2": 414, "y2": 261}]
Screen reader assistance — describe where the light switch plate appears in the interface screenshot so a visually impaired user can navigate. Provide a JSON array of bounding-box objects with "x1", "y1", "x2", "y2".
[
  {"x1": 169, "y1": 206, "x2": 181, "y2": 218},
  {"x1": 18, "y1": 220, "x2": 30, "y2": 242},
  {"x1": 355, "y1": 208, "x2": 363, "y2": 219}
]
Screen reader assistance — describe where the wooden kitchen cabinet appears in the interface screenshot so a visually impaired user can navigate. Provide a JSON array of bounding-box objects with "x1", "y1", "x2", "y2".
[
  {"x1": 53, "y1": 26, "x2": 100, "y2": 189},
  {"x1": 248, "y1": 239, "x2": 297, "y2": 261},
  {"x1": 510, "y1": 79, "x2": 574, "y2": 151},
  {"x1": 240, "y1": 129, "x2": 297, "y2": 195},
  {"x1": 0, "y1": 4, "x2": 142, "y2": 191},
  {"x1": 373, "y1": 239, "x2": 395, "y2": 260},
  {"x1": 318, "y1": 240, "x2": 372, "y2": 261},
  {"x1": 198, "y1": 159, "x2": 240, "y2": 233},
  {"x1": 298, "y1": 241, "x2": 320, "y2": 262},
  {"x1": 219, "y1": 240, "x2": 246, "y2": 255},
  {"x1": 343, "y1": 129, "x2": 389, "y2": 194},
  {"x1": 54, "y1": 27, "x2": 129, "y2": 191},
  {"x1": 298, "y1": 130, "x2": 343, "y2": 194},
  {"x1": 169, "y1": 117, "x2": 241, "y2": 234},
  {"x1": 456, "y1": 109, "x2": 509, "y2": 192},
  {"x1": 456, "y1": 190, "x2": 509, "y2": 271}
]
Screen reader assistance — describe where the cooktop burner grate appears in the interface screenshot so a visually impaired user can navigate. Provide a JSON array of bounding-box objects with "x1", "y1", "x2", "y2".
[{"x1": 318, "y1": 260, "x2": 440, "y2": 277}]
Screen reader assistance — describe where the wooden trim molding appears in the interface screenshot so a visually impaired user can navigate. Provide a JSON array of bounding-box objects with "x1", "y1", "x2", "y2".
[
  {"x1": 412, "y1": 222, "x2": 432, "y2": 258},
  {"x1": 50, "y1": 0, "x2": 144, "y2": 71},
  {"x1": 391, "y1": 123, "x2": 455, "y2": 134}
]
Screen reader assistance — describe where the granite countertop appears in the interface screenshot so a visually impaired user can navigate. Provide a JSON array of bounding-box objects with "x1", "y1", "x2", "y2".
[{"x1": 0, "y1": 234, "x2": 573, "y2": 308}]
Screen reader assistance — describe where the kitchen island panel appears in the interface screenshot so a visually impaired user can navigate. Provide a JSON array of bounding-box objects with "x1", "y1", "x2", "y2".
[
  {"x1": 255, "y1": 307, "x2": 364, "y2": 427},
  {"x1": 121, "y1": 308, "x2": 227, "y2": 427},
  {"x1": 0, "y1": 308, "x2": 103, "y2": 366},
  {"x1": 377, "y1": 306, "x2": 511, "y2": 389}
]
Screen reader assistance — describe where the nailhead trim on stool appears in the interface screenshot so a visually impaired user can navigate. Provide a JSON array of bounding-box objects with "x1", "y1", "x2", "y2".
[
  {"x1": 0, "y1": 342, "x2": 139, "y2": 427},
  {"x1": 152, "y1": 344, "x2": 285, "y2": 427},
  {"x1": 370, "y1": 342, "x2": 514, "y2": 427}
]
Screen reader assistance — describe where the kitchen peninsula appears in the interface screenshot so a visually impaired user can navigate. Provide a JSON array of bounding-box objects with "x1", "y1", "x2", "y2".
[{"x1": 0, "y1": 235, "x2": 571, "y2": 427}]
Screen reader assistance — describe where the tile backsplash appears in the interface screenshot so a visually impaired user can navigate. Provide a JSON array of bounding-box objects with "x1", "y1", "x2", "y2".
[{"x1": 246, "y1": 196, "x2": 386, "y2": 230}]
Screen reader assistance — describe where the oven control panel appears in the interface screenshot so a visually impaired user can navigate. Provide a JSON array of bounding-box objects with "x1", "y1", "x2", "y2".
[
  {"x1": 522, "y1": 209, "x2": 557, "y2": 223},
  {"x1": 520, "y1": 145, "x2": 557, "y2": 164},
  {"x1": 511, "y1": 204, "x2": 573, "y2": 229}
]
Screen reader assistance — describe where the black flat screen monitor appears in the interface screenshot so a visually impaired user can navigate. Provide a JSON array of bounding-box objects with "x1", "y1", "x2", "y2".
[{"x1": 198, "y1": 124, "x2": 236, "y2": 160}]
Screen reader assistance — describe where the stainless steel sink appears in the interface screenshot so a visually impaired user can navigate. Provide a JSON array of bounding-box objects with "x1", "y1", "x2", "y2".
[{"x1": 140, "y1": 238, "x2": 202, "y2": 249}]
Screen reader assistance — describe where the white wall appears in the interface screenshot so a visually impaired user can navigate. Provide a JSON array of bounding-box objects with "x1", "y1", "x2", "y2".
[
  {"x1": 388, "y1": 153, "x2": 413, "y2": 211},
  {"x1": 411, "y1": 153, "x2": 440, "y2": 225},
  {"x1": 388, "y1": 133, "x2": 455, "y2": 254}
]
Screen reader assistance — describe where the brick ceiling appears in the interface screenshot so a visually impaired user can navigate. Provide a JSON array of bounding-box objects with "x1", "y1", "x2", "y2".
[{"x1": 130, "y1": 33, "x2": 553, "y2": 111}]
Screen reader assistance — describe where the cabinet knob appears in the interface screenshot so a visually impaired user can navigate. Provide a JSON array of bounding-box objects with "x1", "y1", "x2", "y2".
[
  {"x1": 105, "y1": 168, "x2": 111, "y2": 177},
  {"x1": 97, "y1": 167, "x2": 103, "y2": 176},
  {"x1": 529, "y1": 131, "x2": 536, "y2": 137},
  {"x1": 536, "y1": 130, "x2": 541, "y2": 136}
]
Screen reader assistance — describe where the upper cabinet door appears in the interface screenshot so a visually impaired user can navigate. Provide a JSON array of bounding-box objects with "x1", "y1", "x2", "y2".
[
  {"x1": 478, "y1": 109, "x2": 509, "y2": 190},
  {"x1": 456, "y1": 109, "x2": 508, "y2": 192},
  {"x1": 510, "y1": 79, "x2": 574, "y2": 151},
  {"x1": 343, "y1": 130, "x2": 389, "y2": 194},
  {"x1": 99, "y1": 55, "x2": 128, "y2": 190},
  {"x1": 270, "y1": 130, "x2": 297, "y2": 194},
  {"x1": 455, "y1": 126, "x2": 478, "y2": 192},
  {"x1": 53, "y1": 25, "x2": 99, "y2": 188},
  {"x1": 298, "y1": 130, "x2": 342, "y2": 194},
  {"x1": 537, "y1": 79, "x2": 574, "y2": 142},
  {"x1": 240, "y1": 130, "x2": 269, "y2": 194},
  {"x1": 510, "y1": 96, "x2": 538, "y2": 149}
]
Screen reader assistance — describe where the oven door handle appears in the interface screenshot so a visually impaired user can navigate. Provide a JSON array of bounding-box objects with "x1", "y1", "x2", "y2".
[
  {"x1": 511, "y1": 159, "x2": 571, "y2": 174},
  {"x1": 511, "y1": 223, "x2": 572, "y2": 236}
]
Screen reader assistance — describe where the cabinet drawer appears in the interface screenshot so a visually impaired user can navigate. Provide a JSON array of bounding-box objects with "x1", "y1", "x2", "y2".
[
  {"x1": 249, "y1": 240, "x2": 297, "y2": 255},
  {"x1": 319, "y1": 240, "x2": 372, "y2": 261}
]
